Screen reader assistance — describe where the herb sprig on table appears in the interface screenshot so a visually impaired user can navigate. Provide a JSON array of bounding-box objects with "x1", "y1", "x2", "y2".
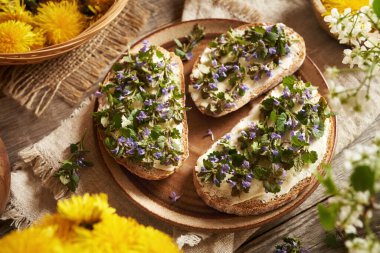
[
  {"x1": 197, "y1": 76, "x2": 331, "y2": 195},
  {"x1": 174, "y1": 24, "x2": 205, "y2": 61},
  {"x1": 55, "y1": 134, "x2": 93, "y2": 192},
  {"x1": 274, "y1": 237, "x2": 308, "y2": 253},
  {"x1": 93, "y1": 42, "x2": 187, "y2": 168},
  {"x1": 191, "y1": 24, "x2": 291, "y2": 114}
]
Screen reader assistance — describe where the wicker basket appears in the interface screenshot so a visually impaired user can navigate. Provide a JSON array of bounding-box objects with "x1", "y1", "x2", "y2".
[
  {"x1": 0, "y1": 0, "x2": 128, "y2": 65},
  {"x1": 310, "y1": 0, "x2": 338, "y2": 40}
]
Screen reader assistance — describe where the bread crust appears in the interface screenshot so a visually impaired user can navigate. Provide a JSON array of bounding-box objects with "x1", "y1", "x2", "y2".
[
  {"x1": 97, "y1": 48, "x2": 188, "y2": 180},
  {"x1": 193, "y1": 111, "x2": 335, "y2": 216},
  {"x1": 190, "y1": 22, "x2": 306, "y2": 117}
]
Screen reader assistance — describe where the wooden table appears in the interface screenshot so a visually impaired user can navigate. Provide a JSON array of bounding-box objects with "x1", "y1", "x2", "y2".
[{"x1": 0, "y1": 0, "x2": 379, "y2": 251}]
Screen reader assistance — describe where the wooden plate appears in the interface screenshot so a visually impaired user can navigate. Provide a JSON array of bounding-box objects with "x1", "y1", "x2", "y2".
[
  {"x1": 96, "y1": 19, "x2": 337, "y2": 232},
  {"x1": 0, "y1": 137, "x2": 10, "y2": 215}
]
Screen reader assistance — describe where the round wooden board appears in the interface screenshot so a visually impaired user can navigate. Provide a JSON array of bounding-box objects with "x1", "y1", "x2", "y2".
[
  {"x1": 96, "y1": 19, "x2": 337, "y2": 232},
  {"x1": 0, "y1": 137, "x2": 10, "y2": 215}
]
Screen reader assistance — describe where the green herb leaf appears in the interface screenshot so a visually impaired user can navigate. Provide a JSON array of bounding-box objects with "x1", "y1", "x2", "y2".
[
  {"x1": 318, "y1": 203, "x2": 339, "y2": 231},
  {"x1": 350, "y1": 165, "x2": 375, "y2": 193},
  {"x1": 373, "y1": 0, "x2": 380, "y2": 18}
]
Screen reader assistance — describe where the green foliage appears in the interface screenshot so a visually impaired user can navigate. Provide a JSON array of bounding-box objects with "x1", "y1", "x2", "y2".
[
  {"x1": 373, "y1": 0, "x2": 380, "y2": 18},
  {"x1": 174, "y1": 24, "x2": 205, "y2": 61},
  {"x1": 55, "y1": 133, "x2": 93, "y2": 192}
]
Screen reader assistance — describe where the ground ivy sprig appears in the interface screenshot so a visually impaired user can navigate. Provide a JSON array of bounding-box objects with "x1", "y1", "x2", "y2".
[
  {"x1": 55, "y1": 134, "x2": 93, "y2": 192},
  {"x1": 174, "y1": 24, "x2": 205, "y2": 61},
  {"x1": 324, "y1": 2, "x2": 380, "y2": 111},
  {"x1": 274, "y1": 237, "x2": 308, "y2": 253},
  {"x1": 317, "y1": 134, "x2": 380, "y2": 253}
]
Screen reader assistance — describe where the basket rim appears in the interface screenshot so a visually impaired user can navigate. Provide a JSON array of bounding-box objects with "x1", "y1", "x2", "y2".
[{"x1": 0, "y1": 0, "x2": 128, "y2": 57}]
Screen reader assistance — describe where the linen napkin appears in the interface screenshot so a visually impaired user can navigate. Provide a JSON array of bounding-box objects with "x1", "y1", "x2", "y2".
[{"x1": 3, "y1": 1, "x2": 380, "y2": 253}]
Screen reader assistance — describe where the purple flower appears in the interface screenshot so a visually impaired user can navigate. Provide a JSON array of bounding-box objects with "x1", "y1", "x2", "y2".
[
  {"x1": 232, "y1": 44, "x2": 239, "y2": 52},
  {"x1": 125, "y1": 137, "x2": 136, "y2": 147},
  {"x1": 76, "y1": 157, "x2": 85, "y2": 167},
  {"x1": 282, "y1": 169, "x2": 287, "y2": 177},
  {"x1": 252, "y1": 52, "x2": 258, "y2": 59},
  {"x1": 157, "y1": 61, "x2": 164, "y2": 68},
  {"x1": 271, "y1": 132, "x2": 282, "y2": 140},
  {"x1": 131, "y1": 75, "x2": 138, "y2": 82},
  {"x1": 272, "y1": 149, "x2": 279, "y2": 156},
  {"x1": 266, "y1": 70, "x2": 273, "y2": 77},
  {"x1": 240, "y1": 84, "x2": 249, "y2": 92},
  {"x1": 225, "y1": 102, "x2": 236, "y2": 109},
  {"x1": 249, "y1": 131, "x2": 256, "y2": 140},
  {"x1": 206, "y1": 129, "x2": 214, "y2": 141},
  {"x1": 212, "y1": 73, "x2": 220, "y2": 80},
  {"x1": 136, "y1": 111, "x2": 148, "y2": 122},
  {"x1": 111, "y1": 145, "x2": 120, "y2": 154},
  {"x1": 261, "y1": 146, "x2": 269, "y2": 151},
  {"x1": 283, "y1": 86, "x2": 291, "y2": 98},
  {"x1": 273, "y1": 98, "x2": 280, "y2": 106},
  {"x1": 116, "y1": 72, "x2": 124, "y2": 80},
  {"x1": 225, "y1": 134, "x2": 231, "y2": 140},
  {"x1": 266, "y1": 26, "x2": 273, "y2": 32},
  {"x1": 298, "y1": 132, "x2": 306, "y2": 142},
  {"x1": 242, "y1": 180, "x2": 251, "y2": 189},
  {"x1": 209, "y1": 82, "x2": 218, "y2": 90},
  {"x1": 142, "y1": 127, "x2": 151, "y2": 137},
  {"x1": 246, "y1": 173, "x2": 254, "y2": 181},
  {"x1": 118, "y1": 136, "x2": 127, "y2": 144},
  {"x1": 156, "y1": 103, "x2": 166, "y2": 112},
  {"x1": 285, "y1": 118, "x2": 292, "y2": 127},
  {"x1": 213, "y1": 178, "x2": 220, "y2": 185},
  {"x1": 268, "y1": 47, "x2": 277, "y2": 55},
  {"x1": 312, "y1": 124, "x2": 319, "y2": 134},
  {"x1": 233, "y1": 65, "x2": 240, "y2": 71},
  {"x1": 169, "y1": 191, "x2": 181, "y2": 202},
  {"x1": 140, "y1": 40, "x2": 149, "y2": 52},
  {"x1": 211, "y1": 59, "x2": 218, "y2": 67},
  {"x1": 219, "y1": 36, "x2": 226, "y2": 44},
  {"x1": 146, "y1": 75, "x2": 153, "y2": 83},
  {"x1": 209, "y1": 155, "x2": 219, "y2": 163},
  {"x1": 185, "y1": 52, "x2": 193, "y2": 60},
  {"x1": 139, "y1": 86, "x2": 146, "y2": 93},
  {"x1": 193, "y1": 83, "x2": 202, "y2": 90},
  {"x1": 285, "y1": 44, "x2": 290, "y2": 53},
  {"x1": 200, "y1": 166, "x2": 207, "y2": 172},
  {"x1": 144, "y1": 99, "x2": 153, "y2": 106},
  {"x1": 242, "y1": 160, "x2": 250, "y2": 169},
  {"x1": 137, "y1": 147, "x2": 145, "y2": 155},
  {"x1": 312, "y1": 104, "x2": 320, "y2": 112},
  {"x1": 94, "y1": 90, "x2": 102, "y2": 97},
  {"x1": 227, "y1": 179, "x2": 236, "y2": 188},
  {"x1": 221, "y1": 164, "x2": 230, "y2": 173},
  {"x1": 304, "y1": 89, "x2": 312, "y2": 99},
  {"x1": 290, "y1": 131, "x2": 297, "y2": 138},
  {"x1": 168, "y1": 85, "x2": 175, "y2": 92},
  {"x1": 273, "y1": 163, "x2": 280, "y2": 170},
  {"x1": 162, "y1": 87, "x2": 168, "y2": 95},
  {"x1": 153, "y1": 152, "x2": 163, "y2": 159},
  {"x1": 219, "y1": 64, "x2": 228, "y2": 73}
]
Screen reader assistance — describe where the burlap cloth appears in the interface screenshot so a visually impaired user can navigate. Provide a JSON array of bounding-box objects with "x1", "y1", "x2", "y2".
[
  {"x1": 2, "y1": 0, "x2": 380, "y2": 252},
  {"x1": 0, "y1": 0, "x2": 155, "y2": 116}
]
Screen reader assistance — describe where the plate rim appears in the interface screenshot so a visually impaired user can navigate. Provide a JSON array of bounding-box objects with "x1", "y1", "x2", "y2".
[{"x1": 95, "y1": 19, "x2": 337, "y2": 232}]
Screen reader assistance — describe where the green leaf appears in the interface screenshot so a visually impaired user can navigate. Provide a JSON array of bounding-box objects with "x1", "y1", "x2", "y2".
[
  {"x1": 174, "y1": 38, "x2": 183, "y2": 48},
  {"x1": 70, "y1": 143, "x2": 79, "y2": 153},
  {"x1": 373, "y1": 0, "x2": 380, "y2": 18},
  {"x1": 155, "y1": 50, "x2": 164, "y2": 58},
  {"x1": 318, "y1": 203, "x2": 338, "y2": 231},
  {"x1": 171, "y1": 128, "x2": 181, "y2": 139},
  {"x1": 112, "y1": 62, "x2": 123, "y2": 71},
  {"x1": 157, "y1": 136, "x2": 166, "y2": 149},
  {"x1": 350, "y1": 165, "x2": 375, "y2": 193},
  {"x1": 302, "y1": 150, "x2": 318, "y2": 164},
  {"x1": 276, "y1": 112, "x2": 287, "y2": 132},
  {"x1": 253, "y1": 166, "x2": 270, "y2": 180},
  {"x1": 282, "y1": 76, "x2": 296, "y2": 87},
  {"x1": 59, "y1": 175, "x2": 70, "y2": 185},
  {"x1": 270, "y1": 110, "x2": 277, "y2": 122},
  {"x1": 317, "y1": 165, "x2": 339, "y2": 195}
]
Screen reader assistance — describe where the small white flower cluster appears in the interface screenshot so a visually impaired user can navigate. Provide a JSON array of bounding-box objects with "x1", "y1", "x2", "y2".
[
  {"x1": 324, "y1": 133, "x2": 380, "y2": 252},
  {"x1": 324, "y1": 6, "x2": 380, "y2": 111},
  {"x1": 346, "y1": 236, "x2": 380, "y2": 253}
]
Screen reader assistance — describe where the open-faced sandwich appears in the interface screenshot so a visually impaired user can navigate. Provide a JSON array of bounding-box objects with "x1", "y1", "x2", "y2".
[
  {"x1": 189, "y1": 23, "x2": 306, "y2": 117},
  {"x1": 94, "y1": 41, "x2": 189, "y2": 180},
  {"x1": 193, "y1": 76, "x2": 334, "y2": 215}
]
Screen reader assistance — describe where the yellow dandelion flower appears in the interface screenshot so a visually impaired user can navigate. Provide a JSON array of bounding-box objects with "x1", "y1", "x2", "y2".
[
  {"x1": 57, "y1": 193, "x2": 116, "y2": 225},
  {"x1": 34, "y1": 0, "x2": 86, "y2": 45},
  {"x1": 75, "y1": 215, "x2": 181, "y2": 253},
  {"x1": 322, "y1": 0, "x2": 370, "y2": 13},
  {"x1": 0, "y1": 226, "x2": 63, "y2": 253},
  {"x1": 0, "y1": 20, "x2": 45, "y2": 53},
  {"x1": 37, "y1": 214, "x2": 79, "y2": 243},
  {"x1": 87, "y1": 0, "x2": 114, "y2": 14},
  {"x1": 0, "y1": 0, "x2": 33, "y2": 24}
]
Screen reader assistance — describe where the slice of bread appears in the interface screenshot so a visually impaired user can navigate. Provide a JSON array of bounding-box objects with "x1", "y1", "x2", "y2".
[
  {"x1": 193, "y1": 79, "x2": 334, "y2": 215},
  {"x1": 96, "y1": 46, "x2": 188, "y2": 180},
  {"x1": 190, "y1": 23, "x2": 306, "y2": 117}
]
